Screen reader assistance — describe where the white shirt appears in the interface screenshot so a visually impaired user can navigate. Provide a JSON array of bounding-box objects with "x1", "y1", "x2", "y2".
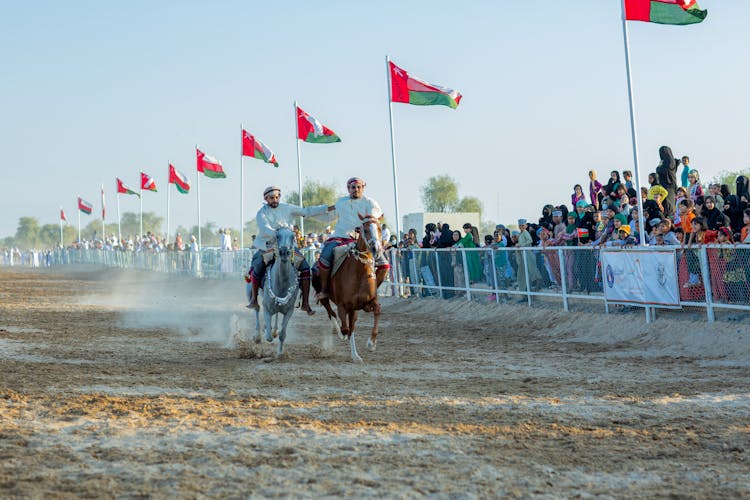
[
  {"x1": 330, "y1": 195, "x2": 383, "y2": 239},
  {"x1": 255, "y1": 202, "x2": 328, "y2": 249}
]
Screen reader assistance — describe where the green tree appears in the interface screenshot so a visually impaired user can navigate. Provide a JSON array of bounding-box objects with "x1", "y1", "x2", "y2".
[
  {"x1": 710, "y1": 168, "x2": 750, "y2": 191},
  {"x1": 286, "y1": 180, "x2": 339, "y2": 234},
  {"x1": 421, "y1": 175, "x2": 459, "y2": 212},
  {"x1": 119, "y1": 211, "x2": 165, "y2": 238},
  {"x1": 15, "y1": 217, "x2": 41, "y2": 248},
  {"x1": 455, "y1": 196, "x2": 484, "y2": 218}
]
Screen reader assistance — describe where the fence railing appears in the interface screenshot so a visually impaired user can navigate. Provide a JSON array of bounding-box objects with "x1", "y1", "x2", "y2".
[{"x1": 5, "y1": 245, "x2": 750, "y2": 322}]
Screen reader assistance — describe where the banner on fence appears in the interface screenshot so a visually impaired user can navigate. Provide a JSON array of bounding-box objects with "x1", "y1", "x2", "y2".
[{"x1": 601, "y1": 249, "x2": 680, "y2": 307}]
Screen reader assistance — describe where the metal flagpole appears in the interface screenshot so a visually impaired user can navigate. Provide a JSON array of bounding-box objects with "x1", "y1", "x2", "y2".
[
  {"x1": 385, "y1": 55, "x2": 402, "y2": 237},
  {"x1": 101, "y1": 184, "x2": 105, "y2": 244},
  {"x1": 77, "y1": 196, "x2": 81, "y2": 244},
  {"x1": 167, "y1": 162, "x2": 171, "y2": 245},
  {"x1": 240, "y1": 124, "x2": 244, "y2": 249},
  {"x1": 139, "y1": 175, "x2": 143, "y2": 239},
  {"x1": 196, "y1": 144, "x2": 202, "y2": 249},
  {"x1": 294, "y1": 101, "x2": 304, "y2": 235},
  {"x1": 621, "y1": 0, "x2": 651, "y2": 323},
  {"x1": 620, "y1": 3, "x2": 647, "y2": 247},
  {"x1": 117, "y1": 193, "x2": 121, "y2": 245},
  {"x1": 59, "y1": 207, "x2": 63, "y2": 247}
]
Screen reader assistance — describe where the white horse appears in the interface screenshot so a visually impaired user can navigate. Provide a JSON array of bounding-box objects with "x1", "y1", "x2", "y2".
[{"x1": 253, "y1": 227, "x2": 299, "y2": 357}]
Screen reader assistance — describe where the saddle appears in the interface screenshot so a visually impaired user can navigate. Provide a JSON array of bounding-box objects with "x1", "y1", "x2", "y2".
[{"x1": 331, "y1": 243, "x2": 355, "y2": 277}]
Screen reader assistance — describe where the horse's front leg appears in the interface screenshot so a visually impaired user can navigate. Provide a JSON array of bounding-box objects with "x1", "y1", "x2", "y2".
[
  {"x1": 348, "y1": 310, "x2": 362, "y2": 363},
  {"x1": 277, "y1": 307, "x2": 294, "y2": 357},
  {"x1": 337, "y1": 305, "x2": 350, "y2": 340},
  {"x1": 367, "y1": 301, "x2": 381, "y2": 352},
  {"x1": 253, "y1": 308, "x2": 261, "y2": 344},
  {"x1": 264, "y1": 310, "x2": 274, "y2": 343}
]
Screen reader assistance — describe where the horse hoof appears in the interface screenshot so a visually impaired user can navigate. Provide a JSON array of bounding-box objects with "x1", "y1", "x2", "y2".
[
  {"x1": 367, "y1": 339, "x2": 376, "y2": 352},
  {"x1": 253, "y1": 335, "x2": 261, "y2": 344},
  {"x1": 272, "y1": 329, "x2": 278, "y2": 338},
  {"x1": 351, "y1": 356, "x2": 363, "y2": 364},
  {"x1": 265, "y1": 334, "x2": 273, "y2": 343}
]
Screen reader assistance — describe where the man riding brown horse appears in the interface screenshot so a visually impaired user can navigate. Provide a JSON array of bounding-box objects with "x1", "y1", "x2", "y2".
[{"x1": 316, "y1": 177, "x2": 390, "y2": 299}]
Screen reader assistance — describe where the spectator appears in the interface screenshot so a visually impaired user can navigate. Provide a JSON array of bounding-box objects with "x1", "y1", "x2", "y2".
[
  {"x1": 460, "y1": 223, "x2": 482, "y2": 283},
  {"x1": 648, "y1": 172, "x2": 658, "y2": 188},
  {"x1": 687, "y1": 169, "x2": 704, "y2": 202},
  {"x1": 623, "y1": 170, "x2": 634, "y2": 193},
  {"x1": 702, "y1": 196, "x2": 729, "y2": 230},
  {"x1": 571, "y1": 185, "x2": 585, "y2": 208},
  {"x1": 680, "y1": 155, "x2": 691, "y2": 189},
  {"x1": 603, "y1": 170, "x2": 621, "y2": 198},
  {"x1": 742, "y1": 209, "x2": 750, "y2": 244},
  {"x1": 589, "y1": 170, "x2": 603, "y2": 209},
  {"x1": 516, "y1": 219, "x2": 542, "y2": 296},
  {"x1": 615, "y1": 224, "x2": 637, "y2": 246},
  {"x1": 674, "y1": 186, "x2": 688, "y2": 226},
  {"x1": 679, "y1": 199, "x2": 696, "y2": 237},
  {"x1": 656, "y1": 145, "x2": 679, "y2": 217},
  {"x1": 436, "y1": 222, "x2": 455, "y2": 298}
]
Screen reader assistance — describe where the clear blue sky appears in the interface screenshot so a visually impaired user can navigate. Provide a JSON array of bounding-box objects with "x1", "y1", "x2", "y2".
[{"x1": 1, "y1": 0, "x2": 746, "y2": 238}]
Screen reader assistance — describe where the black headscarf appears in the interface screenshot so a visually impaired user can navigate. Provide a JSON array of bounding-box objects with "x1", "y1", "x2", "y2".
[
  {"x1": 422, "y1": 223, "x2": 436, "y2": 248},
  {"x1": 737, "y1": 175, "x2": 750, "y2": 202},
  {"x1": 436, "y1": 223, "x2": 454, "y2": 248},
  {"x1": 656, "y1": 146, "x2": 678, "y2": 190}
]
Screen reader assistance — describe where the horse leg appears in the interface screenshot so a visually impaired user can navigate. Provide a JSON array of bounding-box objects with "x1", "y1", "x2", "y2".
[
  {"x1": 367, "y1": 301, "x2": 381, "y2": 352},
  {"x1": 348, "y1": 310, "x2": 362, "y2": 363},
  {"x1": 264, "y1": 311, "x2": 274, "y2": 343},
  {"x1": 337, "y1": 305, "x2": 350, "y2": 340},
  {"x1": 277, "y1": 307, "x2": 294, "y2": 357},
  {"x1": 253, "y1": 308, "x2": 261, "y2": 344},
  {"x1": 273, "y1": 314, "x2": 280, "y2": 339}
]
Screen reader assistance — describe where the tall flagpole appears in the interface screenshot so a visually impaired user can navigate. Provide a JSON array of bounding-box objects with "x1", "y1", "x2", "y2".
[
  {"x1": 100, "y1": 184, "x2": 105, "y2": 244},
  {"x1": 167, "y1": 162, "x2": 171, "y2": 245},
  {"x1": 620, "y1": 2, "x2": 647, "y2": 247},
  {"x1": 77, "y1": 195, "x2": 81, "y2": 244},
  {"x1": 59, "y1": 207, "x2": 63, "y2": 248},
  {"x1": 196, "y1": 144, "x2": 202, "y2": 249},
  {"x1": 621, "y1": 0, "x2": 651, "y2": 324},
  {"x1": 386, "y1": 55, "x2": 402, "y2": 237},
  {"x1": 139, "y1": 175, "x2": 144, "y2": 239},
  {"x1": 294, "y1": 100, "x2": 304, "y2": 234},
  {"x1": 240, "y1": 124, "x2": 245, "y2": 249},
  {"x1": 117, "y1": 193, "x2": 121, "y2": 245}
]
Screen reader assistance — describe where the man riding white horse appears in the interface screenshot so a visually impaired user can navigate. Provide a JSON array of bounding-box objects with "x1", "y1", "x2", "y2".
[
  {"x1": 316, "y1": 177, "x2": 390, "y2": 299},
  {"x1": 248, "y1": 185, "x2": 329, "y2": 315}
]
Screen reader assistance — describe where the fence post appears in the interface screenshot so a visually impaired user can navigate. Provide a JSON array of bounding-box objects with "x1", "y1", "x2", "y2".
[
  {"x1": 491, "y1": 248, "x2": 500, "y2": 304},
  {"x1": 558, "y1": 247, "x2": 568, "y2": 312},
  {"x1": 434, "y1": 250, "x2": 442, "y2": 298},
  {"x1": 522, "y1": 249, "x2": 532, "y2": 307},
  {"x1": 460, "y1": 248, "x2": 471, "y2": 301},
  {"x1": 700, "y1": 246, "x2": 715, "y2": 323}
]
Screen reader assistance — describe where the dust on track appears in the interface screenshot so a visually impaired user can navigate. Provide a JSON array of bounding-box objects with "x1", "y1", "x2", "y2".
[{"x1": 0, "y1": 267, "x2": 748, "y2": 497}]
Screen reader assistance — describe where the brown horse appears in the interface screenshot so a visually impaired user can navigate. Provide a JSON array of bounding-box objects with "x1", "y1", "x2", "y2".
[{"x1": 313, "y1": 214, "x2": 388, "y2": 362}]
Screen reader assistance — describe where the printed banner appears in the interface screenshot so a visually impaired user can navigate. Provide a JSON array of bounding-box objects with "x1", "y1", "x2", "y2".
[{"x1": 601, "y1": 249, "x2": 680, "y2": 307}]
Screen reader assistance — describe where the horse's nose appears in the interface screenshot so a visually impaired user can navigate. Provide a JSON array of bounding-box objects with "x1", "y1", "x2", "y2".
[{"x1": 279, "y1": 246, "x2": 290, "y2": 258}]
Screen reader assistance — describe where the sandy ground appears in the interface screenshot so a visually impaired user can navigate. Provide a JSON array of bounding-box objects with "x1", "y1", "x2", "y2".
[{"x1": 0, "y1": 266, "x2": 749, "y2": 498}]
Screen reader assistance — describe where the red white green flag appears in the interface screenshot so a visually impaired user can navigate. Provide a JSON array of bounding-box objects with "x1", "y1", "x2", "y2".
[
  {"x1": 78, "y1": 197, "x2": 93, "y2": 215},
  {"x1": 141, "y1": 172, "x2": 157, "y2": 192},
  {"x1": 116, "y1": 177, "x2": 140, "y2": 197},
  {"x1": 60, "y1": 208, "x2": 67, "y2": 222},
  {"x1": 296, "y1": 106, "x2": 341, "y2": 144},
  {"x1": 625, "y1": 0, "x2": 707, "y2": 25},
  {"x1": 389, "y1": 61, "x2": 462, "y2": 109},
  {"x1": 168, "y1": 164, "x2": 191, "y2": 194},
  {"x1": 196, "y1": 148, "x2": 226, "y2": 178},
  {"x1": 242, "y1": 129, "x2": 278, "y2": 167}
]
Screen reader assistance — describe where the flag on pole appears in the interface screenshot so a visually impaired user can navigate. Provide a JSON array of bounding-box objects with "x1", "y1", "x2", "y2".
[
  {"x1": 242, "y1": 129, "x2": 279, "y2": 167},
  {"x1": 296, "y1": 106, "x2": 341, "y2": 143},
  {"x1": 196, "y1": 148, "x2": 226, "y2": 178},
  {"x1": 624, "y1": 0, "x2": 707, "y2": 25},
  {"x1": 60, "y1": 209, "x2": 67, "y2": 222},
  {"x1": 168, "y1": 164, "x2": 191, "y2": 193},
  {"x1": 116, "y1": 177, "x2": 140, "y2": 197},
  {"x1": 389, "y1": 61, "x2": 462, "y2": 109},
  {"x1": 141, "y1": 171, "x2": 158, "y2": 192},
  {"x1": 101, "y1": 185, "x2": 106, "y2": 219},
  {"x1": 78, "y1": 197, "x2": 93, "y2": 215}
]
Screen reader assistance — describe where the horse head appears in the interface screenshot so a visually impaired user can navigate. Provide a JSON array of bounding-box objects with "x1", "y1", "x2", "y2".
[
  {"x1": 275, "y1": 226, "x2": 295, "y2": 262},
  {"x1": 357, "y1": 213, "x2": 382, "y2": 257}
]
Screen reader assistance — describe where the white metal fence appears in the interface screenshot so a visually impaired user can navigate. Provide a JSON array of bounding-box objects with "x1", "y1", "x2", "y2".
[{"x1": 5, "y1": 245, "x2": 750, "y2": 323}]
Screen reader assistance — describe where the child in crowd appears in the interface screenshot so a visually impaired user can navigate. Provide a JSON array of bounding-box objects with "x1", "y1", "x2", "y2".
[
  {"x1": 588, "y1": 170, "x2": 603, "y2": 210},
  {"x1": 742, "y1": 209, "x2": 750, "y2": 244},
  {"x1": 571, "y1": 184, "x2": 585, "y2": 208},
  {"x1": 674, "y1": 186, "x2": 687, "y2": 226},
  {"x1": 687, "y1": 169, "x2": 704, "y2": 201}
]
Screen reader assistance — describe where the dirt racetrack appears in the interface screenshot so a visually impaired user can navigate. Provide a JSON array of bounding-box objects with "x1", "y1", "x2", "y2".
[{"x1": 1, "y1": 266, "x2": 749, "y2": 497}]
